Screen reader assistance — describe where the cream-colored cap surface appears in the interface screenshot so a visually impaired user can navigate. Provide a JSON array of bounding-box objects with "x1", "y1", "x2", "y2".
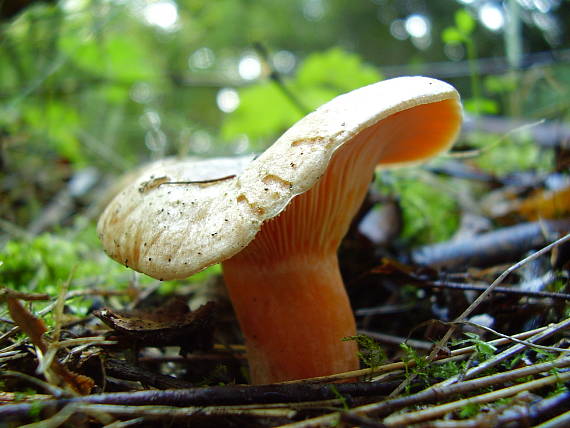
[{"x1": 97, "y1": 76, "x2": 461, "y2": 280}]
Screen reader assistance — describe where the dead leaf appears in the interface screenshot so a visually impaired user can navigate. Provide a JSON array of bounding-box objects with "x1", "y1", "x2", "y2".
[
  {"x1": 517, "y1": 185, "x2": 570, "y2": 220},
  {"x1": 94, "y1": 299, "x2": 217, "y2": 354}
]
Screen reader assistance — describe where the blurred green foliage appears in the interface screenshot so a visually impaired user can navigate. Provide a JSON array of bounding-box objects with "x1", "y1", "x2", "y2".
[
  {"x1": 459, "y1": 403, "x2": 482, "y2": 419},
  {"x1": 222, "y1": 47, "x2": 382, "y2": 145},
  {"x1": 1, "y1": 0, "x2": 566, "y2": 171},
  {"x1": 468, "y1": 132, "x2": 554, "y2": 175}
]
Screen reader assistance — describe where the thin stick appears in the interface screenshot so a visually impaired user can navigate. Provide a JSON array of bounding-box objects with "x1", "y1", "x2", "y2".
[
  {"x1": 535, "y1": 410, "x2": 570, "y2": 428},
  {"x1": 425, "y1": 280, "x2": 570, "y2": 301},
  {"x1": 253, "y1": 42, "x2": 311, "y2": 115},
  {"x1": 451, "y1": 320, "x2": 570, "y2": 353},
  {"x1": 447, "y1": 119, "x2": 546, "y2": 159},
  {"x1": 159, "y1": 175, "x2": 236, "y2": 186}
]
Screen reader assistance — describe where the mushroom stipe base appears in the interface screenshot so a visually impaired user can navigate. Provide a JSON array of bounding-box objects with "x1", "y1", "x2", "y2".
[{"x1": 223, "y1": 254, "x2": 358, "y2": 384}]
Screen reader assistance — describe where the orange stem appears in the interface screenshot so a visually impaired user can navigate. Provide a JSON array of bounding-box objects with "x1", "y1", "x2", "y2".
[{"x1": 222, "y1": 253, "x2": 358, "y2": 384}]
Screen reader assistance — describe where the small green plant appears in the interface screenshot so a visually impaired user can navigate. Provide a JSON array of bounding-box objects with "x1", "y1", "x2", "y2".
[
  {"x1": 458, "y1": 402, "x2": 481, "y2": 419},
  {"x1": 14, "y1": 389, "x2": 38, "y2": 401},
  {"x1": 504, "y1": 353, "x2": 523, "y2": 370},
  {"x1": 329, "y1": 385, "x2": 350, "y2": 411},
  {"x1": 343, "y1": 334, "x2": 387, "y2": 369},
  {"x1": 549, "y1": 369, "x2": 568, "y2": 396},
  {"x1": 452, "y1": 332, "x2": 497, "y2": 361},
  {"x1": 400, "y1": 343, "x2": 465, "y2": 390},
  {"x1": 400, "y1": 343, "x2": 431, "y2": 389},
  {"x1": 442, "y1": 9, "x2": 498, "y2": 114},
  {"x1": 28, "y1": 400, "x2": 44, "y2": 422},
  {"x1": 431, "y1": 360, "x2": 461, "y2": 379},
  {"x1": 535, "y1": 348, "x2": 558, "y2": 363}
]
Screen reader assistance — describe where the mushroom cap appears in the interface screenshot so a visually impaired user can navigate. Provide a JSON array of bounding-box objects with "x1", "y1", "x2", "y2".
[{"x1": 97, "y1": 76, "x2": 462, "y2": 280}]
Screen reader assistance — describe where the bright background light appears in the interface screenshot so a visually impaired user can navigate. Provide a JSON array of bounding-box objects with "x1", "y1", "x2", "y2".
[
  {"x1": 216, "y1": 88, "x2": 240, "y2": 113},
  {"x1": 405, "y1": 14, "x2": 430, "y2": 39},
  {"x1": 143, "y1": 0, "x2": 179, "y2": 31},
  {"x1": 238, "y1": 53, "x2": 262, "y2": 81},
  {"x1": 479, "y1": 2, "x2": 505, "y2": 31}
]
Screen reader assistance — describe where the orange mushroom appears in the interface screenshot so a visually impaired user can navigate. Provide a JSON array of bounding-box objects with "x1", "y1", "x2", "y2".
[{"x1": 97, "y1": 76, "x2": 462, "y2": 384}]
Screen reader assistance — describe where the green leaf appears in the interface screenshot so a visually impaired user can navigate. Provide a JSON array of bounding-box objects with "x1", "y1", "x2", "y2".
[
  {"x1": 455, "y1": 9, "x2": 476, "y2": 35},
  {"x1": 221, "y1": 82, "x2": 302, "y2": 145},
  {"x1": 59, "y1": 18, "x2": 160, "y2": 83},
  {"x1": 464, "y1": 97, "x2": 499, "y2": 115},
  {"x1": 296, "y1": 47, "x2": 382, "y2": 95},
  {"x1": 462, "y1": 333, "x2": 497, "y2": 359},
  {"x1": 441, "y1": 27, "x2": 464, "y2": 44}
]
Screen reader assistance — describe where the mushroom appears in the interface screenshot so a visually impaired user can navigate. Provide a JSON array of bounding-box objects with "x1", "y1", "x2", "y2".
[{"x1": 97, "y1": 76, "x2": 462, "y2": 384}]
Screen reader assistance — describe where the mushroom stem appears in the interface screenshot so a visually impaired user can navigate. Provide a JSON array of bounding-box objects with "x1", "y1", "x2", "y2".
[{"x1": 222, "y1": 253, "x2": 358, "y2": 384}]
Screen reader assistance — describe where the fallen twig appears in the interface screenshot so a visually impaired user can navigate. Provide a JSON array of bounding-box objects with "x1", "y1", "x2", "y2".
[
  {"x1": 0, "y1": 287, "x2": 49, "y2": 301},
  {"x1": 536, "y1": 409, "x2": 570, "y2": 428},
  {"x1": 0, "y1": 380, "x2": 400, "y2": 423},
  {"x1": 417, "y1": 390, "x2": 570, "y2": 427},
  {"x1": 1, "y1": 294, "x2": 94, "y2": 395},
  {"x1": 19, "y1": 402, "x2": 295, "y2": 428},
  {"x1": 412, "y1": 221, "x2": 570, "y2": 269},
  {"x1": 424, "y1": 279, "x2": 570, "y2": 301}
]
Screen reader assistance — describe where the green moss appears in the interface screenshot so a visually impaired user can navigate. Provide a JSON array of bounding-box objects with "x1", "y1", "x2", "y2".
[
  {"x1": 377, "y1": 170, "x2": 460, "y2": 245},
  {"x1": 466, "y1": 132, "x2": 554, "y2": 175},
  {"x1": 343, "y1": 334, "x2": 387, "y2": 369},
  {"x1": 459, "y1": 402, "x2": 481, "y2": 419},
  {"x1": 0, "y1": 222, "x2": 135, "y2": 319},
  {"x1": 28, "y1": 399, "x2": 43, "y2": 421},
  {"x1": 400, "y1": 343, "x2": 430, "y2": 389},
  {"x1": 431, "y1": 361, "x2": 461, "y2": 379},
  {"x1": 0, "y1": 227, "x2": 130, "y2": 295}
]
